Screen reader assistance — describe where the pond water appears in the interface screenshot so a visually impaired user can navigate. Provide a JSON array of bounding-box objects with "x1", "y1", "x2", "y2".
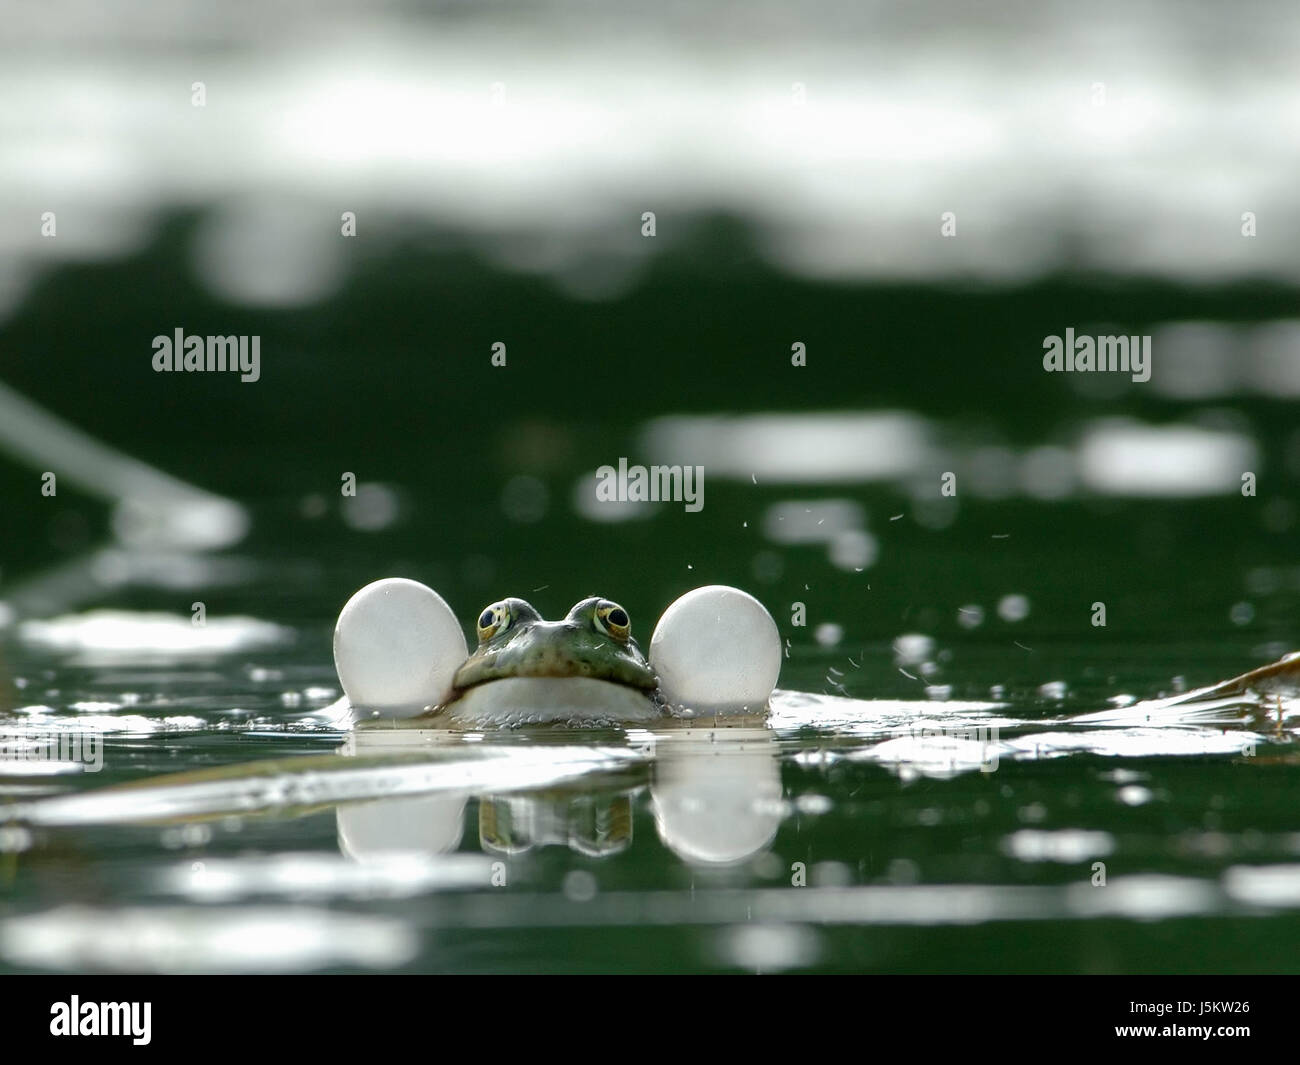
[
  {"x1": 2, "y1": 457, "x2": 1298, "y2": 972},
  {"x1": 2, "y1": 0, "x2": 1299, "y2": 971}
]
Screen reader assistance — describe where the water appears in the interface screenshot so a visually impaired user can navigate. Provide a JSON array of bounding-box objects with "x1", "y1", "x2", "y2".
[
  {"x1": 2, "y1": 248, "x2": 1299, "y2": 974},
  {"x1": 2, "y1": 485, "x2": 1298, "y2": 972},
  {"x1": 2, "y1": 0, "x2": 1299, "y2": 976},
  {"x1": 2, "y1": 220, "x2": 1298, "y2": 972}
]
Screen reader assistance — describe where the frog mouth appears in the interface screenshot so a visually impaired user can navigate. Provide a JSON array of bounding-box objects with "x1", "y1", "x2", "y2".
[
  {"x1": 442, "y1": 676, "x2": 664, "y2": 726},
  {"x1": 452, "y1": 623, "x2": 658, "y2": 694},
  {"x1": 464, "y1": 658, "x2": 655, "y2": 689}
]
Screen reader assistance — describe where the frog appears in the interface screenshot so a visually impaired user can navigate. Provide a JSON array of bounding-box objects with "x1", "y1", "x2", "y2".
[{"x1": 421, "y1": 596, "x2": 666, "y2": 727}]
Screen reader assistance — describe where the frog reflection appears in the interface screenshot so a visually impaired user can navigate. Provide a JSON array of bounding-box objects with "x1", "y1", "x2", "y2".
[
  {"x1": 335, "y1": 724, "x2": 781, "y2": 866},
  {"x1": 478, "y1": 789, "x2": 636, "y2": 858}
]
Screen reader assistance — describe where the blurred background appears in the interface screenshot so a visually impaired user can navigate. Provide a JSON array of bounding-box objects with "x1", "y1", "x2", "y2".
[
  {"x1": 1, "y1": 0, "x2": 1298, "y2": 647},
  {"x1": 1, "y1": 0, "x2": 1299, "y2": 974}
]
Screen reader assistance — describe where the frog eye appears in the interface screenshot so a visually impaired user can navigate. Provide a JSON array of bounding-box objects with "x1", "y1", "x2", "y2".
[
  {"x1": 476, "y1": 601, "x2": 513, "y2": 642},
  {"x1": 594, "y1": 600, "x2": 631, "y2": 641}
]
